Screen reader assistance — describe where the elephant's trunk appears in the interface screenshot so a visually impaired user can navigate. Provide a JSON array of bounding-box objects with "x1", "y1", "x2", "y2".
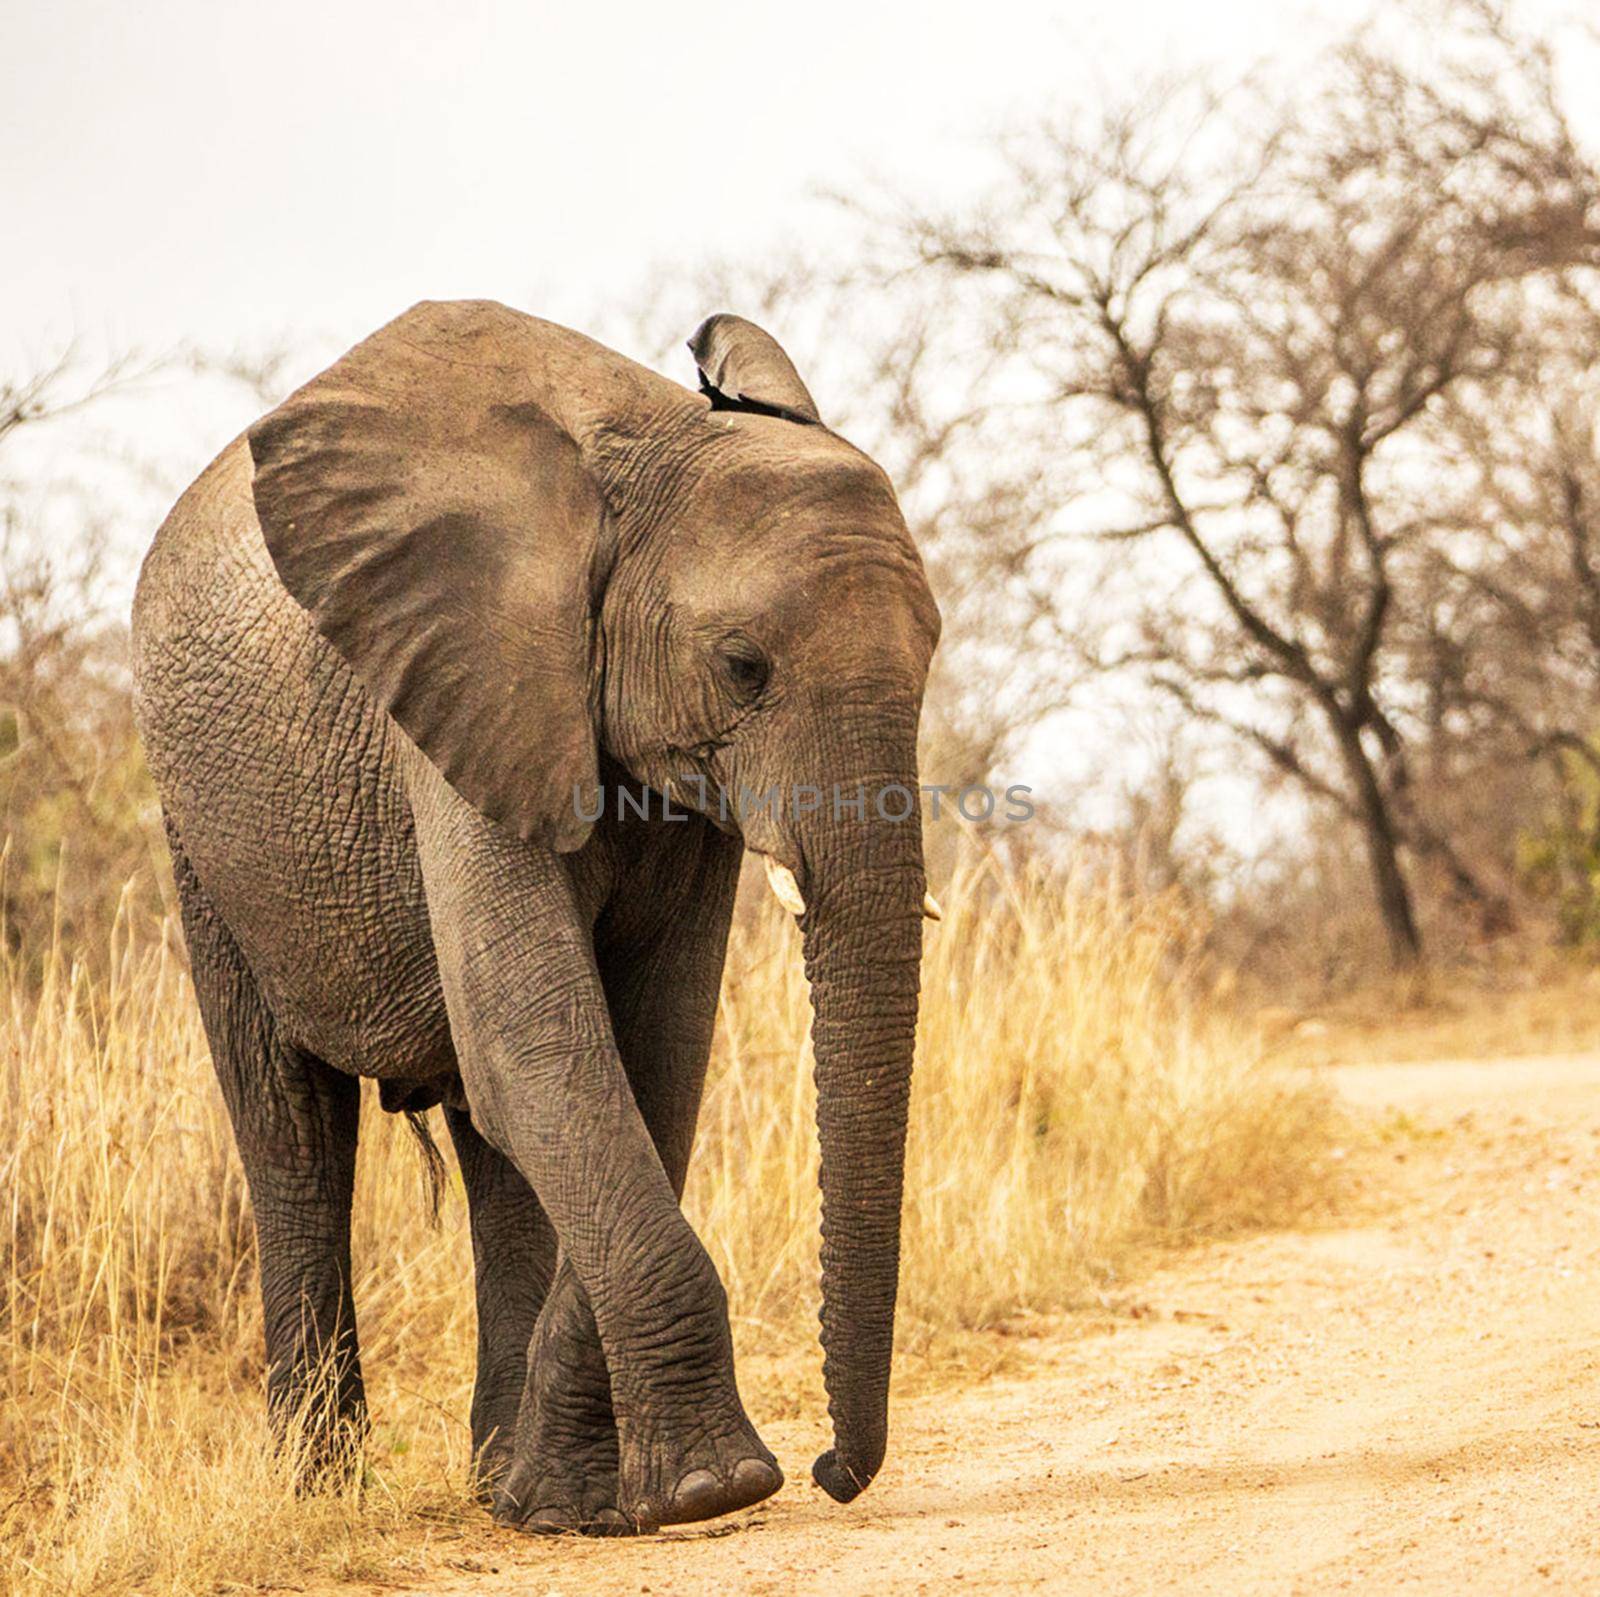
[{"x1": 786, "y1": 721, "x2": 926, "y2": 1503}]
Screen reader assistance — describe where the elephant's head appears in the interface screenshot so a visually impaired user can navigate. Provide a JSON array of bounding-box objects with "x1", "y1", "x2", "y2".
[{"x1": 247, "y1": 299, "x2": 940, "y2": 1502}]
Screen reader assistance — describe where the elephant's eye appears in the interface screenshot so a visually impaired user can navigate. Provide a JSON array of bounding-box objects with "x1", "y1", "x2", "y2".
[{"x1": 717, "y1": 635, "x2": 770, "y2": 701}]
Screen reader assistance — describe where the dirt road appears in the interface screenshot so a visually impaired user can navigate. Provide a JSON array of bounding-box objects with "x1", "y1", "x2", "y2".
[{"x1": 361, "y1": 1055, "x2": 1600, "y2": 1595}]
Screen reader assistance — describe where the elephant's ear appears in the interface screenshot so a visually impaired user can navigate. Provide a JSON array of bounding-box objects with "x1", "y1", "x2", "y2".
[
  {"x1": 688, "y1": 314, "x2": 822, "y2": 424},
  {"x1": 247, "y1": 303, "x2": 604, "y2": 852}
]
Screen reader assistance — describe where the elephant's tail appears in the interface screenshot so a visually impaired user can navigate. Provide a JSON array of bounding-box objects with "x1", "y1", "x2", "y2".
[{"x1": 403, "y1": 1110, "x2": 448, "y2": 1225}]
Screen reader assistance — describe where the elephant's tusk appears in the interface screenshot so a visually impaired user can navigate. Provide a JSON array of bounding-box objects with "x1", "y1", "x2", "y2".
[
  {"x1": 922, "y1": 891, "x2": 943, "y2": 922},
  {"x1": 764, "y1": 855, "x2": 807, "y2": 916}
]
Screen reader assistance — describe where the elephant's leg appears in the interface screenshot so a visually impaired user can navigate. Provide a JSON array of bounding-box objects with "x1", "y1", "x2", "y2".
[
  {"x1": 172, "y1": 831, "x2": 364, "y2": 1481},
  {"x1": 410, "y1": 773, "x2": 773, "y2": 1533},
  {"x1": 444, "y1": 1106, "x2": 559, "y2": 1496},
  {"x1": 500, "y1": 832, "x2": 743, "y2": 1534},
  {"x1": 494, "y1": 1003, "x2": 729, "y2": 1532}
]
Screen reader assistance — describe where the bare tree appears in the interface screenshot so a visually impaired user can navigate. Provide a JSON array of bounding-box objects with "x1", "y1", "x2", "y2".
[
  {"x1": 897, "y1": 2, "x2": 1600, "y2": 964},
  {"x1": 1410, "y1": 311, "x2": 1600, "y2": 934}
]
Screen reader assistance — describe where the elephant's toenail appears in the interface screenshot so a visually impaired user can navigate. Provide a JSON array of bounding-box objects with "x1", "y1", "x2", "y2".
[
  {"x1": 669, "y1": 1467, "x2": 722, "y2": 1520},
  {"x1": 729, "y1": 1457, "x2": 783, "y2": 1505}
]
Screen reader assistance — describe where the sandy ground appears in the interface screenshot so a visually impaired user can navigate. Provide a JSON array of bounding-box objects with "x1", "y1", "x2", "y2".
[{"x1": 343, "y1": 1055, "x2": 1600, "y2": 1595}]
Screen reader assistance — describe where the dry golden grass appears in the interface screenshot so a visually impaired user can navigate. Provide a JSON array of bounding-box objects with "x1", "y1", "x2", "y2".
[
  {"x1": 1259, "y1": 953, "x2": 1600, "y2": 1070},
  {"x1": 1, "y1": 849, "x2": 1336, "y2": 1596}
]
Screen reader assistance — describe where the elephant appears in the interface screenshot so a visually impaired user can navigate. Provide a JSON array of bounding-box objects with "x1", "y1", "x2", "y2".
[{"x1": 130, "y1": 299, "x2": 941, "y2": 1534}]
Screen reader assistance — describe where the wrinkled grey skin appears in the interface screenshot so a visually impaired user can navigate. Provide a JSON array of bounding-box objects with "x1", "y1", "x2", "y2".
[{"x1": 131, "y1": 301, "x2": 939, "y2": 1534}]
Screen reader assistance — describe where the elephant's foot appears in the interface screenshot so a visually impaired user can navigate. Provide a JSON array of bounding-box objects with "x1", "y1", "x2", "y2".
[
  {"x1": 618, "y1": 1415, "x2": 783, "y2": 1531},
  {"x1": 467, "y1": 1433, "x2": 512, "y2": 1507},
  {"x1": 288, "y1": 1439, "x2": 366, "y2": 1495},
  {"x1": 493, "y1": 1432, "x2": 626, "y2": 1536},
  {"x1": 493, "y1": 1362, "x2": 623, "y2": 1536},
  {"x1": 273, "y1": 1392, "x2": 368, "y2": 1495},
  {"x1": 464, "y1": 1382, "x2": 527, "y2": 1505}
]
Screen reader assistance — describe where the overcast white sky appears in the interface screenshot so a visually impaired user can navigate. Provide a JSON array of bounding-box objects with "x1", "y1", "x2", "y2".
[{"x1": 5, "y1": 0, "x2": 1358, "y2": 361}]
